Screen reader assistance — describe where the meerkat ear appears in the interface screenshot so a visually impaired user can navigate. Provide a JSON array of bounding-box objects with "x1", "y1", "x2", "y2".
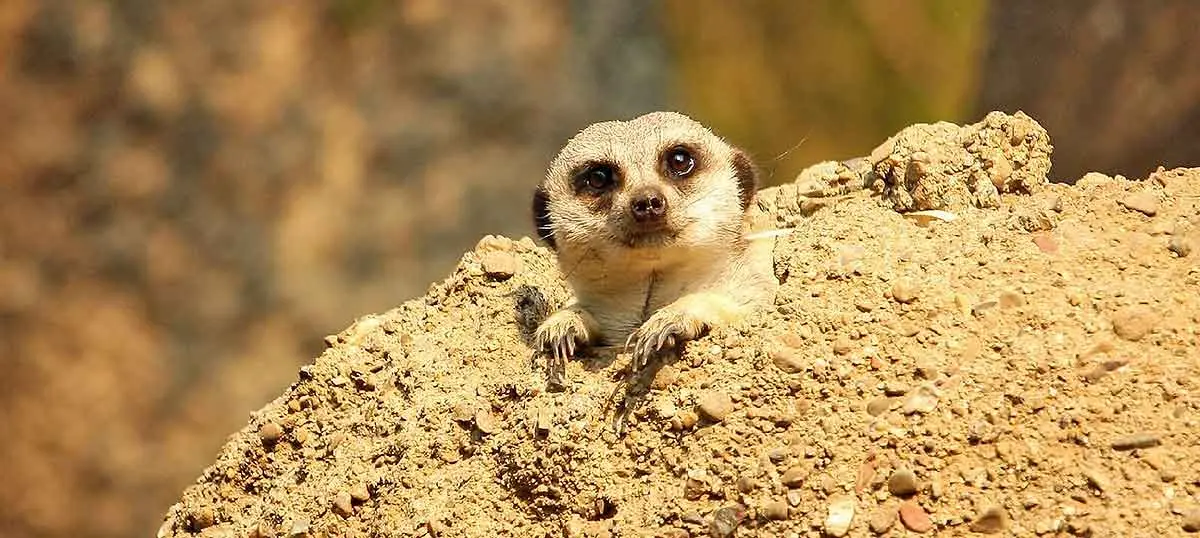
[
  {"x1": 731, "y1": 148, "x2": 759, "y2": 211},
  {"x1": 532, "y1": 185, "x2": 556, "y2": 250}
]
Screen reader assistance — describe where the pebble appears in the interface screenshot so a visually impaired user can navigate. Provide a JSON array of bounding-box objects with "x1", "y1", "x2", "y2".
[
  {"x1": 762, "y1": 500, "x2": 789, "y2": 520},
  {"x1": 697, "y1": 392, "x2": 734, "y2": 422},
  {"x1": 1119, "y1": 191, "x2": 1159, "y2": 216},
  {"x1": 735, "y1": 476, "x2": 757, "y2": 493},
  {"x1": 901, "y1": 383, "x2": 940, "y2": 414},
  {"x1": 1169, "y1": 233, "x2": 1194, "y2": 257},
  {"x1": 349, "y1": 483, "x2": 371, "y2": 502},
  {"x1": 1110, "y1": 433, "x2": 1160, "y2": 451},
  {"x1": 899, "y1": 501, "x2": 932, "y2": 533},
  {"x1": 474, "y1": 409, "x2": 499, "y2": 435},
  {"x1": 781, "y1": 466, "x2": 809, "y2": 487},
  {"x1": 480, "y1": 251, "x2": 519, "y2": 280},
  {"x1": 258, "y1": 422, "x2": 283, "y2": 446},
  {"x1": 1083, "y1": 468, "x2": 1110, "y2": 494},
  {"x1": 832, "y1": 337, "x2": 853, "y2": 355},
  {"x1": 998, "y1": 290, "x2": 1025, "y2": 309},
  {"x1": 969, "y1": 503, "x2": 1009, "y2": 534},
  {"x1": 888, "y1": 468, "x2": 919, "y2": 497},
  {"x1": 1110, "y1": 305, "x2": 1160, "y2": 341},
  {"x1": 332, "y1": 491, "x2": 354, "y2": 517},
  {"x1": 708, "y1": 504, "x2": 745, "y2": 538},
  {"x1": 1182, "y1": 508, "x2": 1200, "y2": 532},
  {"x1": 188, "y1": 506, "x2": 216, "y2": 531},
  {"x1": 868, "y1": 506, "x2": 896, "y2": 534},
  {"x1": 824, "y1": 496, "x2": 855, "y2": 537},
  {"x1": 866, "y1": 397, "x2": 896, "y2": 417},
  {"x1": 891, "y1": 280, "x2": 920, "y2": 304},
  {"x1": 769, "y1": 346, "x2": 805, "y2": 374}
]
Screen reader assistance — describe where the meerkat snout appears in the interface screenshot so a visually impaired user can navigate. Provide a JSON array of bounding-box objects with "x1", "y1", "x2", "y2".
[{"x1": 629, "y1": 185, "x2": 667, "y2": 223}]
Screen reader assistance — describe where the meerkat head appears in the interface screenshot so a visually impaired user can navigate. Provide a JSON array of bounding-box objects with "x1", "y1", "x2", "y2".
[{"x1": 533, "y1": 111, "x2": 758, "y2": 260}]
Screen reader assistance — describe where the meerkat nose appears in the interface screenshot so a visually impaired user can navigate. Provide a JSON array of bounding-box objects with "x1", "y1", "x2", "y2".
[{"x1": 630, "y1": 186, "x2": 668, "y2": 222}]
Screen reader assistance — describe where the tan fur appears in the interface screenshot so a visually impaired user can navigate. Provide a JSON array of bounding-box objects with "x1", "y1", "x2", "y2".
[{"x1": 534, "y1": 111, "x2": 777, "y2": 374}]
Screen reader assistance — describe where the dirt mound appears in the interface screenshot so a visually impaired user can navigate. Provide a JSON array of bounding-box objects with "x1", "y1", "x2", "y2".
[{"x1": 158, "y1": 114, "x2": 1200, "y2": 537}]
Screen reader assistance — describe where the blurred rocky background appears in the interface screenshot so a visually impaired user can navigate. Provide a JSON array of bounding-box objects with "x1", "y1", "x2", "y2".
[{"x1": 0, "y1": 1, "x2": 1195, "y2": 537}]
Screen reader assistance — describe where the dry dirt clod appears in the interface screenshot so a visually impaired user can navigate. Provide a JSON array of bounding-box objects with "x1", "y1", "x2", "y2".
[
  {"x1": 866, "y1": 397, "x2": 897, "y2": 417},
  {"x1": 969, "y1": 503, "x2": 1009, "y2": 534},
  {"x1": 899, "y1": 501, "x2": 932, "y2": 533},
  {"x1": 187, "y1": 506, "x2": 216, "y2": 531},
  {"x1": 824, "y1": 496, "x2": 855, "y2": 537},
  {"x1": 1169, "y1": 233, "x2": 1195, "y2": 257},
  {"x1": 1110, "y1": 305, "x2": 1160, "y2": 341},
  {"x1": 781, "y1": 466, "x2": 808, "y2": 488},
  {"x1": 479, "y1": 251, "x2": 519, "y2": 280},
  {"x1": 258, "y1": 422, "x2": 283, "y2": 446},
  {"x1": 1181, "y1": 508, "x2": 1200, "y2": 533},
  {"x1": 891, "y1": 280, "x2": 920, "y2": 304},
  {"x1": 901, "y1": 383, "x2": 940, "y2": 414},
  {"x1": 697, "y1": 392, "x2": 734, "y2": 422},
  {"x1": 769, "y1": 345, "x2": 805, "y2": 374},
  {"x1": 762, "y1": 500, "x2": 789, "y2": 520},
  {"x1": 349, "y1": 483, "x2": 371, "y2": 502},
  {"x1": 474, "y1": 409, "x2": 500, "y2": 435},
  {"x1": 868, "y1": 506, "x2": 897, "y2": 534},
  {"x1": 1111, "y1": 433, "x2": 1161, "y2": 451},
  {"x1": 332, "y1": 491, "x2": 354, "y2": 517},
  {"x1": 888, "y1": 468, "x2": 919, "y2": 497},
  {"x1": 1119, "y1": 192, "x2": 1159, "y2": 216},
  {"x1": 708, "y1": 504, "x2": 746, "y2": 538}
]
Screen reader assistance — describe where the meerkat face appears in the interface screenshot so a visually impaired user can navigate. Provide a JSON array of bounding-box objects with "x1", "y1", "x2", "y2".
[{"x1": 533, "y1": 112, "x2": 758, "y2": 260}]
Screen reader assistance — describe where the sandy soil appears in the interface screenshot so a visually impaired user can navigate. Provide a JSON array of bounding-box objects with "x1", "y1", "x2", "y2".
[{"x1": 158, "y1": 112, "x2": 1200, "y2": 537}]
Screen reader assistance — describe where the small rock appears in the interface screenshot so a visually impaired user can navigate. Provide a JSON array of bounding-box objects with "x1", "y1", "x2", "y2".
[
  {"x1": 480, "y1": 251, "x2": 519, "y2": 280},
  {"x1": 708, "y1": 504, "x2": 746, "y2": 538},
  {"x1": 474, "y1": 409, "x2": 500, "y2": 435},
  {"x1": 855, "y1": 300, "x2": 875, "y2": 312},
  {"x1": 998, "y1": 290, "x2": 1025, "y2": 309},
  {"x1": 451, "y1": 403, "x2": 475, "y2": 423},
  {"x1": 769, "y1": 346, "x2": 805, "y2": 374},
  {"x1": 781, "y1": 466, "x2": 808, "y2": 488},
  {"x1": 1083, "y1": 468, "x2": 1110, "y2": 494},
  {"x1": 1169, "y1": 233, "x2": 1194, "y2": 257},
  {"x1": 899, "y1": 501, "x2": 932, "y2": 533},
  {"x1": 1119, "y1": 191, "x2": 1159, "y2": 216},
  {"x1": 866, "y1": 397, "x2": 896, "y2": 417},
  {"x1": 1182, "y1": 508, "x2": 1200, "y2": 533},
  {"x1": 332, "y1": 491, "x2": 354, "y2": 517},
  {"x1": 969, "y1": 503, "x2": 1009, "y2": 534},
  {"x1": 832, "y1": 337, "x2": 853, "y2": 355},
  {"x1": 1111, "y1": 433, "x2": 1160, "y2": 451},
  {"x1": 349, "y1": 483, "x2": 371, "y2": 502},
  {"x1": 868, "y1": 506, "x2": 896, "y2": 534},
  {"x1": 735, "y1": 476, "x2": 757, "y2": 493},
  {"x1": 824, "y1": 496, "x2": 856, "y2": 537},
  {"x1": 762, "y1": 500, "x2": 789, "y2": 520},
  {"x1": 891, "y1": 280, "x2": 920, "y2": 304},
  {"x1": 258, "y1": 422, "x2": 283, "y2": 446},
  {"x1": 697, "y1": 392, "x2": 734, "y2": 422},
  {"x1": 1110, "y1": 305, "x2": 1160, "y2": 341},
  {"x1": 901, "y1": 383, "x2": 940, "y2": 414},
  {"x1": 187, "y1": 506, "x2": 216, "y2": 531},
  {"x1": 888, "y1": 468, "x2": 919, "y2": 497}
]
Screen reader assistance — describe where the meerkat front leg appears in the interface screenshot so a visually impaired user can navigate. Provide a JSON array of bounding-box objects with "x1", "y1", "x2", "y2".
[{"x1": 626, "y1": 291, "x2": 744, "y2": 371}]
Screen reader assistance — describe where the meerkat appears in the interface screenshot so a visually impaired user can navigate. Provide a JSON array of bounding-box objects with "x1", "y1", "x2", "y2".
[{"x1": 531, "y1": 111, "x2": 778, "y2": 376}]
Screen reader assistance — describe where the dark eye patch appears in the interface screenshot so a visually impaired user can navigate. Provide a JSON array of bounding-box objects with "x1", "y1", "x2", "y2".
[{"x1": 571, "y1": 162, "x2": 620, "y2": 195}]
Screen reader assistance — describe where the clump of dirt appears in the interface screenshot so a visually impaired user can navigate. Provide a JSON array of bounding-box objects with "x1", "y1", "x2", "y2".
[
  {"x1": 870, "y1": 111, "x2": 1053, "y2": 212},
  {"x1": 159, "y1": 114, "x2": 1199, "y2": 538}
]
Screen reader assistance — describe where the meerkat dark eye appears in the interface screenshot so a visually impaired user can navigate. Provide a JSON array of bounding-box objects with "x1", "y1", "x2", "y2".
[
  {"x1": 574, "y1": 164, "x2": 616, "y2": 194},
  {"x1": 663, "y1": 146, "x2": 696, "y2": 178}
]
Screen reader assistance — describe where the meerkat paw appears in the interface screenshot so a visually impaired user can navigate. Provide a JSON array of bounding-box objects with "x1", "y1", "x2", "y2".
[
  {"x1": 534, "y1": 308, "x2": 594, "y2": 361},
  {"x1": 626, "y1": 309, "x2": 705, "y2": 372}
]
